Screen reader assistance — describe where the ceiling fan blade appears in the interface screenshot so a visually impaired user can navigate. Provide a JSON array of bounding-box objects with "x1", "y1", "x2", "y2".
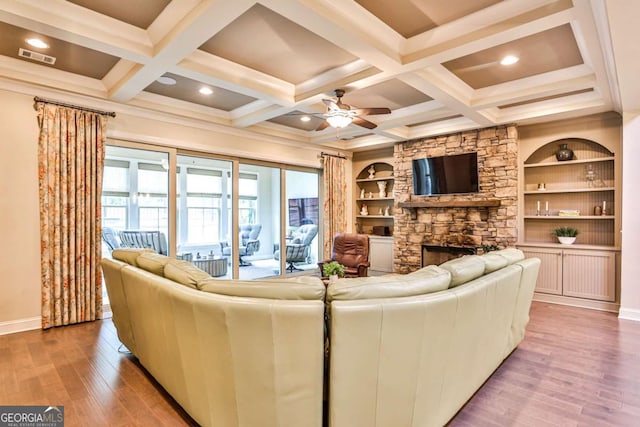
[
  {"x1": 354, "y1": 107, "x2": 391, "y2": 116},
  {"x1": 352, "y1": 116, "x2": 377, "y2": 129},
  {"x1": 315, "y1": 120, "x2": 331, "y2": 131},
  {"x1": 323, "y1": 99, "x2": 340, "y2": 110}
]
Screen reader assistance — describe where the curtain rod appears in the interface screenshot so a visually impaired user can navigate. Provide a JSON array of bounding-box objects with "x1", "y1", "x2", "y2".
[
  {"x1": 34, "y1": 96, "x2": 116, "y2": 117},
  {"x1": 320, "y1": 152, "x2": 347, "y2": 159}
]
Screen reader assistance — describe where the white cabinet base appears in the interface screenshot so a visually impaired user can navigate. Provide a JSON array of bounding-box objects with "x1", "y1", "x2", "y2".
[{"x1": 369, "y1": 236, "x2": 394, "y2": 273}]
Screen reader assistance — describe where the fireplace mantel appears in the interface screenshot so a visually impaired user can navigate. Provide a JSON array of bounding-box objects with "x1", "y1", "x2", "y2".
[{"x1": 398, "y1": 199, "x2": 501, "y2": 219}]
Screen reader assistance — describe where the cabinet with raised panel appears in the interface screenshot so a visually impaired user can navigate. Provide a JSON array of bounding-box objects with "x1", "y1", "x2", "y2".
[{"x1": 517, "y1": 114, "x2": 621, "y2": 311}]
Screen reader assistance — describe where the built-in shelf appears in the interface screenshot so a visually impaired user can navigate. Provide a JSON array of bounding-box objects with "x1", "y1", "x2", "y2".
[
  {"x1": 523, "y1": 156, "x2": 614, "y2": 168},
  {"x1": 356, "y1": 215, "x2": 393, "y2": 219},
  {"x1": 398, "y1": 199, "x2": 501, "y2": 208},
  {"x1": 356, "y1": 197, "x2": 395, "y2": 201},
  {"x1": 356, "y1": 177, "x2": 394, "y2": 183},
  {"x1": 523, "y1": 215, "x2": 615, "y2": 220},
  {"x1": 524, "y1": 187, "x2": 614, "y2": 194}
]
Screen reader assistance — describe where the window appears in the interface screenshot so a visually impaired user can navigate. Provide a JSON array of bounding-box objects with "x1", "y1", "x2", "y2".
[
  {"x1": 238, "y1": 172, "x2": 258, "y2": 224},
  {"x1": 186, "y1": 168, "x2": 222, "y2": 243},
  {"x1": 102, "y1": 159, "x2": 129, "y2": 229}
]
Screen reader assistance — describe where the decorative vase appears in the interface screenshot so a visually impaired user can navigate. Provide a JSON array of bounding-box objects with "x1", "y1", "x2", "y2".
[
  {"x1": 557, "y1": 236, "x2": 576, "y2": 245},
  {"x1": 555, "y1": 143, "x2": 574, "y2": 161},
  {"x1": 329, "y1": 274, "x2": 338, "y2": 284}
]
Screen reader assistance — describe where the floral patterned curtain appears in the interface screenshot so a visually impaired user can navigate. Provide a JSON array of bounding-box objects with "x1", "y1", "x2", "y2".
[
  {"x1": 322, "y1": 154, "x2": 347, "y2": 259},
  {"x1": 36, "y1": 102, "x2": 107, "y2": 329}
]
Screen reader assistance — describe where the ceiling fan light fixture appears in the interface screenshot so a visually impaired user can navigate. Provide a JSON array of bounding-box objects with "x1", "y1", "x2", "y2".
[
  {"x1": 500, "y1": 55, "x2": 519, "y2": 66},
  {"x1": 326, "y1": 115, "x2": 353, "y2": 128}
]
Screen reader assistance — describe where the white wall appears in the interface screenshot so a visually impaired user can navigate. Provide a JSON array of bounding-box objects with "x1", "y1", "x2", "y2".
[
  {"x1": 0, "y1": 87, "x2": 328, "y2": 332},
  {"x1": 0, "y1": 89, "x2": 42, "y2": 331},
  {"x1": 620, "y1": 112, "x2": 640, "y2": 320}
]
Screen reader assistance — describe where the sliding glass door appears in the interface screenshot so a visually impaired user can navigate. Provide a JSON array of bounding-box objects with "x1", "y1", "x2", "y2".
[
  {"x1": 283, "y1": 170, "x2": 320, "y2": 275},
  {"x1": 175, "y1": 155, "x2": 232, "y2": 278},
  {"x1": 102, "y1": 145, "x2": 169, "y2": 257},
  {"x1": 237, "y1": 163, "x2": 280, "y2": 280},
  {"x1": 102, "y1": 142, "x2": 321, "y2": 280}
]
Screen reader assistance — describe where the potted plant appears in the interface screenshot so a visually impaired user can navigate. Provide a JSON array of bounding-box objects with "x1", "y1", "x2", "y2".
[
  {"x1": 323, "y1": 261, "x2": 346, "y2": 282},
  {"x1": 553, "y1": 226, "x2": 579, "y2": 244}
]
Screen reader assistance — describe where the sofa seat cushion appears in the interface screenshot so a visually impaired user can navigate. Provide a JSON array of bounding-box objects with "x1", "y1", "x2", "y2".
[
  {"x1": 198, "y1": 276, "x2": 325, "y2": 300},
  {"x1": 327, "y1": 265, "x2": 451, "y2": 301},
  {"x1": 136, "y1": 253, "x2": 171, "y2": 276},
  {"x1": 164, "y1": 260, "x2": 211, "y2": 289},
  {"x1": 439, "y1": 255, "x2": 486, "y2": 288},
  {"x1": 111, "y1": 248, "x2": 154, "y2": 265}
]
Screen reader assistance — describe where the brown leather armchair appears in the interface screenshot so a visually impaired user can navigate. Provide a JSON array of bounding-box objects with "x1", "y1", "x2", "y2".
[{"x1": 318, "y1": 233, "x2": 370, "y2": 277}]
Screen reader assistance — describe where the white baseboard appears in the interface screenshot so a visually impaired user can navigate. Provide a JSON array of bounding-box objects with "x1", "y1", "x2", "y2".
[
  {"x1": 0, "y1": 317, "x2": 41, "y2": 335},
  {"x1": 618, "y1": 308, "x2": 640, "y2": 322}
]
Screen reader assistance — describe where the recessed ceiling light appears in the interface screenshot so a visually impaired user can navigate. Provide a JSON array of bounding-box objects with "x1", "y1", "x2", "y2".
[
  {"x1": 500, "y1": 55, "x2": 519, "y2": 66},
  {"x1": 300, "y1": 116, "x2": 311, "y2": 122},
  {"x1": 156, "y1": 75, "x2": 176, "y2": 85},
  {"x1": 26, "y1": 38, "x2": 48, "y2": 49},
  {"x1": 199, "y1": 87, "x2": 213, "y2": 95}
]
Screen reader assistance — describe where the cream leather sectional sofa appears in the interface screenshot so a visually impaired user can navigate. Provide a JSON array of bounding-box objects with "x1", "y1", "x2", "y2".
[{"x1": 101, "y1": 247, "x2": 540, "y2": 427}]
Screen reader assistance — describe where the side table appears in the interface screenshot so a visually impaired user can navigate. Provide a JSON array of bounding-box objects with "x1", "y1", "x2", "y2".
[{"x1": 192, "y1": 256, "x2": 228, "y2": 277}]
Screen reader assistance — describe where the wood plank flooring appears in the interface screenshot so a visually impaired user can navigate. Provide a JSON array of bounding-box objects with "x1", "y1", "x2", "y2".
[{"x1": 1, "y1": 302, "x2": 639, "y2": 426}]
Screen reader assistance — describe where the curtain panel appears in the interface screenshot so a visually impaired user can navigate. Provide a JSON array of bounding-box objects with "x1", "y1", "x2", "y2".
[
  {"x1": 36, "y1": 102, "x2": 107, "y2": 329},
  {"x1": 322, "y1": 155, "x2": 347, "y2": 259}
]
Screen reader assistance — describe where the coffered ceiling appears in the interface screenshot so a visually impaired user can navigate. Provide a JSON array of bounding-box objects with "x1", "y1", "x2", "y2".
[{"x1": 0, "y1": 0, "x2": 623, "y2": 152}]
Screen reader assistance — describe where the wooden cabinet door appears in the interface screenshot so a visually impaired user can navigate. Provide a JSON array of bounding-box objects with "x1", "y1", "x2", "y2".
[
  {"x1": 562, "y1": 249, "x2": 616, "y2": 302},
  {"x1": 520, "y1": 247, "x2": 563, "y2": 295}
]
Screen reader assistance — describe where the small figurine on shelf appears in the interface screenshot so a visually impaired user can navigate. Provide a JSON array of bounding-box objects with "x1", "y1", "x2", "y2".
[
  {"x1": 360, "y1": 203, "x2": 368, "y2": 216},
  {"x1": 368, "y1": 191, "x2": 373, "y2": 199},
  {"x1": 368, "y1": 165, "x2": 376, "y2": 179},
  {"x1": 360, "y1": 188, "x2": 365, "y2": 198},
  {"x1": 377, "y1": 180, "x2": 387, "y2": 198},
  {"x1": 378, "y1": 208, "x2": 383, "y2": 216},
  {"x1": 384, "y1": 206, "x2": 390, "y2": 216}
]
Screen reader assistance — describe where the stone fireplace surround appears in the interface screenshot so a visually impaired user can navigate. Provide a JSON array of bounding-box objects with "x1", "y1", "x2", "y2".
[{"x1": 393, "y1": 125, "x2": 518, "y2": 273}]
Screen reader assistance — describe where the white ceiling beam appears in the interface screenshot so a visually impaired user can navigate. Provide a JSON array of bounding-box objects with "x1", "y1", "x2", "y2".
[{"x1": 109, "y1": 0, "x2": 255, "y2": 102}]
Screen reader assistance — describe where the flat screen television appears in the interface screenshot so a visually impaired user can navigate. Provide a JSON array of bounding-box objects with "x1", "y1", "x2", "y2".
[{"x1": 412, "y1": 152, "x2": 479, "y2": 195}]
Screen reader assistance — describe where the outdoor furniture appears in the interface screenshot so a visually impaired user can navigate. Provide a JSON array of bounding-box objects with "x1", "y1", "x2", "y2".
[
  {"x1": 221, "y1": 224, "x2": 262, "y2": 266},
  {"x1": 318, "y1": 233, "x2": 370, "y2": 277},
  {"x1": 274, "y1": 224, "x2": 318, "y2": 271},
  {"x1": 102, "y1": 227, "x2": 122, "y2": 251},
  {"x1": 118, "y1": 230, "x2": 168, "y2": 255},
  {"x1": 192, "y1": 255, "x2": 228, "y2": 277}
]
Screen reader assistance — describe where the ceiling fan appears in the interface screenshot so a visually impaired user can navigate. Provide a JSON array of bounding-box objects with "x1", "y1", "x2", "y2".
[{"x1": 315, "y1": 89, "x2": 391, "y2": 131}]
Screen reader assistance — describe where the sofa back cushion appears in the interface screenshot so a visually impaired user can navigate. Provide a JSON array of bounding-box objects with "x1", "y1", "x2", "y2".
[
  {"x1": 164, "y1": 260, "x2": 211, "y2": 289},
  {"x1": 111, "y1": 248, "x2": 154, "y2": 265},
  {"x1": 199, "y1": 276, "x2": 326, "y2": 300},
  {"x1": 494, "y1": 248, "x2": 525, "y2": 264},
  {"x1": 439, "y1": 255, "x2": 486, "y2": 288},
  {"x1": 136, "y1": 252, "x2": 171, "y2": 276},
  {"x1": 327, "y1": 265, "x2": 451, "y2": 301},
  {"x1": 479, "y1": 253, "x2": 509, "y2": 274}
]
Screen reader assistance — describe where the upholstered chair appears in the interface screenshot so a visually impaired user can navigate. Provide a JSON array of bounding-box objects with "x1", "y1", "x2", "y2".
[
  {"x1": 220, "y1": 224, "x2": 262, "y2": 266},
  {"x1": 318, "y1": 233, "x2": 370, "y2": 277},
  {"x1": 274, "y1": 224, "x2": 318, "y2": 271}
]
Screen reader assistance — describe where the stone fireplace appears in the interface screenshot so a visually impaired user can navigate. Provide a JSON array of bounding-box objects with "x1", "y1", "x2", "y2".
[
  {"x1": 422, "y1": 244, "x2": 477, "y2": 267},
  {"x1": 393, "y1": 125, "x2": 518, "y2": 273}
]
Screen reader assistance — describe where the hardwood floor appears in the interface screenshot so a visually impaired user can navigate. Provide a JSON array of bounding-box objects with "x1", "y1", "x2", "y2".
[{"x1": 1, "y1": 302, "x2": 639, "y2": 426}]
